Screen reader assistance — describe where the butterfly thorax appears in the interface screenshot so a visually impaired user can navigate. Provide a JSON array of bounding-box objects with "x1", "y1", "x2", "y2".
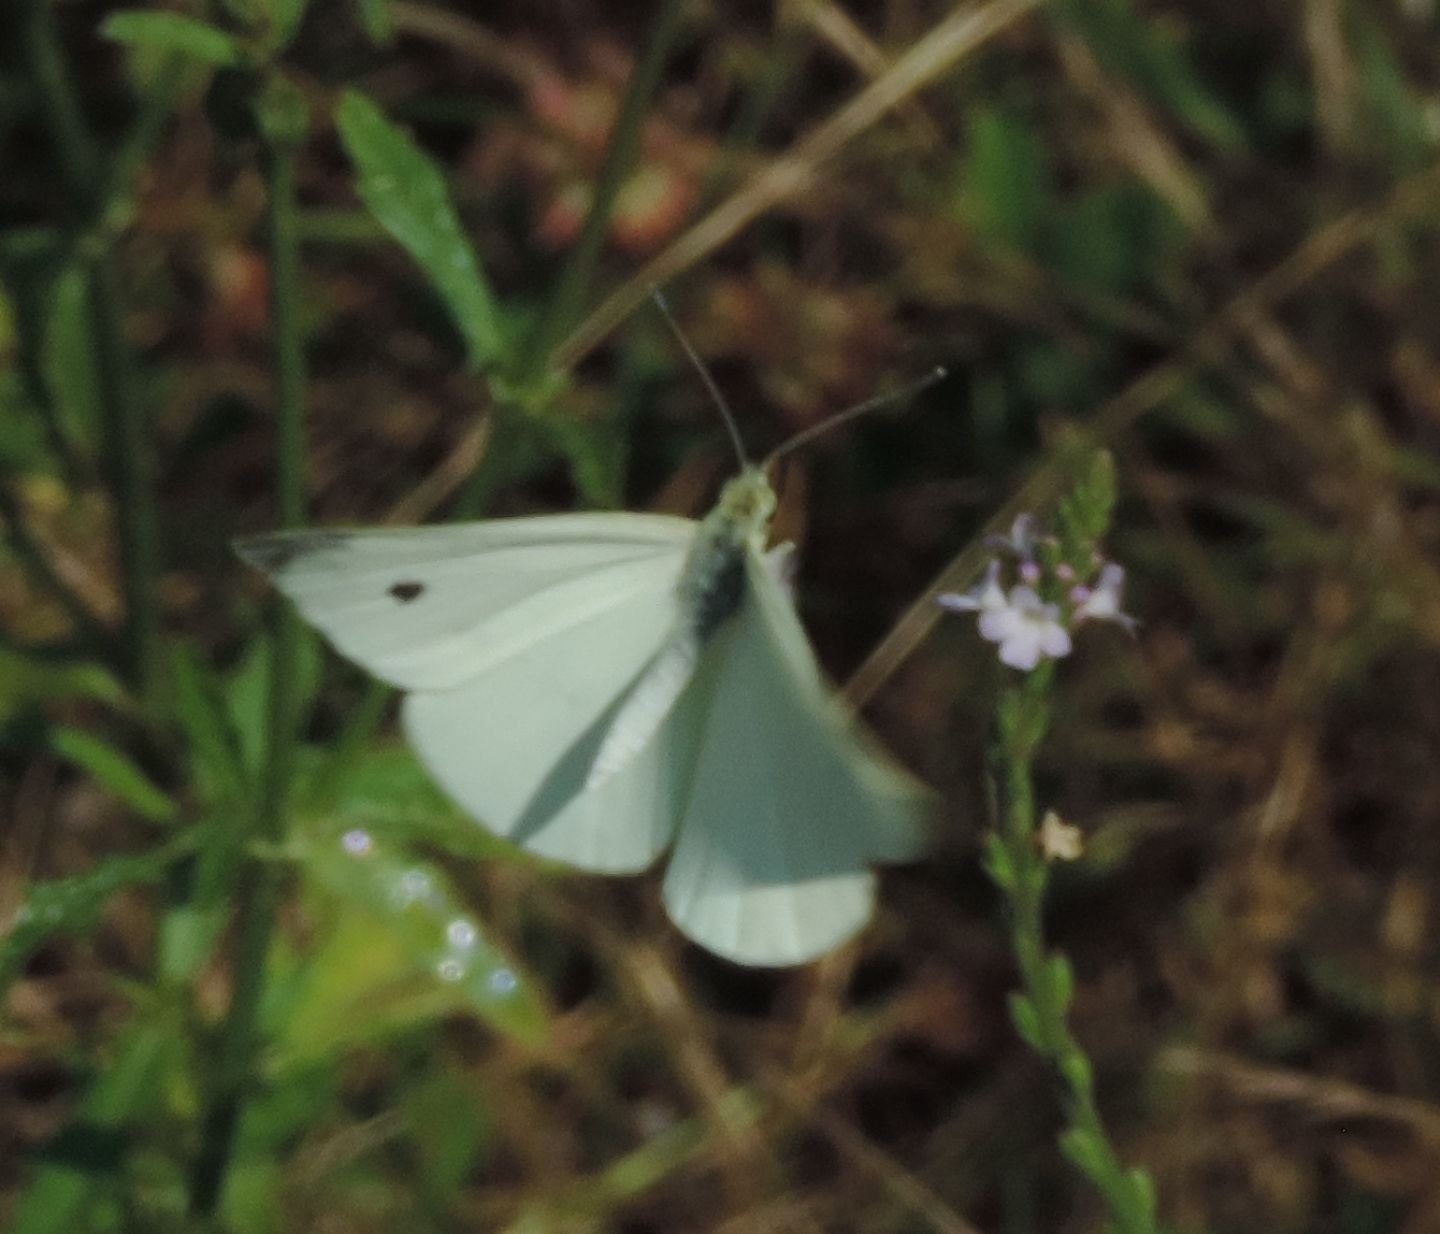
[{"x1": 678, "y1": 467, "x2": 776, "y2": 644}]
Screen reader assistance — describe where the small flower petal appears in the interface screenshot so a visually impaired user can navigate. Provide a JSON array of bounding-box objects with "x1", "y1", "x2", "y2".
[
  {"x1": 1074, "y1": 563, "x2": 1137, "y2": 633},
  {"x1": 984, "y1": 512, "x2": 1038, "y2": 557},
  {"x1": 975, "y1": 585, "x2": 1073, "y2": 671},
  {"x1": 1037, "y1": 811, "x2": 1084, "y2": 862},
  {"x1": 1037, "y1": 622, "x2": 1073, "y2": 658},
  {"x1": 998, "y1": 635, "x2": 1045, "y2": 670},
  {"x1": 939, "y1": 560, "x2": 1005, "y2": 613}
]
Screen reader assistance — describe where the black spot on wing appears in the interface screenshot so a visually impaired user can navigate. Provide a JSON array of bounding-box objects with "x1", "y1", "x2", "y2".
[
  {"x1": 233, "y1": 530, "x2": 352, "y2": 575},
  {"x1": 389, "y1": 581, "x2": 425, "y2": 603}
]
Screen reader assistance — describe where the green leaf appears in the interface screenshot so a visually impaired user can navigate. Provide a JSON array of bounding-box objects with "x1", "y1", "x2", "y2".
[
  {"x1": 12, "y1": 1021, "x2": 181, "y2": 1234},
  {"x1": 1008, "y1": 992, "x2": 1045, "y2": 1051},
  {"x1": 334, "y1": 90, "x2": 503, "y2": 368},
  {"x1": 352, "y1": 0, "x2": 393, "y2": 42},
  {"x1": 1057, "y1": 448, "x2": 1116, "y2": 558},
  {"x1": 981, "y1": 833, "x2": 1015, "y2": 890},
  {"x1": 264, "y1": 0, "x2": 312, "y2": 52},
  {"x1": 252, "y1": 72, "x2": 308, "y2": 149},
  {"x1": 1045, "y1": 952, "x2": 1075, "y2": 1014},
  {"x1": 1126, "y1": 1167, "x2": 1158, "y2": 1225},
  {"x1": 1058, "y1": 1125, "x2": 1108, "y2": 1182},
  {"x1": 41, "y1": 264, "x2": 101, "y2": 455},
  {"x1": 957, "y1": 105, "x2": 1053, "y2": 255},
  {"x1": 156, "y1": 900, "x2": 230, "y2": 984},
  {"x1": 169, "y1": 641, "x2": 250, "y2": 806},
  {"x1": 224, "y1": 627, "x2": 322, "y2": 780},
  {"x1": 273, "y1": 824, "x2": 548, "y2": 1061},
  {"x1": 1352, "y1": 11, "x2": 1431, "y2": 172},
  {"x1": 534, "y1": 408, "x2": 625, "y2": 508},
  {"x1": 0, "y1": 646, "x2": 125, "y2": 727},
  {"x1": 1052, "y1": 0, "x2": 1244, "y2": 152},
  {"x1": 1059, "y1": 1049, "x2": 1093, "y2": 1098},
  {"x1": 1048, "y1": 184, "x2": 1181, "y2": 295},
  {"x1": 220, "y1": 1158, "x2": 285, "y2": 1234},
  {"x1": 301, "y1": 742, "x2": 510, "y2": 861},
  {"x1": 405, "y1": 1063, "x2": 492, "y2": 1201},
  {"x1": 101, "y1": 12, "x2": 245, "y2": 67},
  {"x1": 50, "y1": 726, "x2": 176, "y2": 823},
  {"x1": 0, "y1": 840, "x2": 188, "y2": 988}
]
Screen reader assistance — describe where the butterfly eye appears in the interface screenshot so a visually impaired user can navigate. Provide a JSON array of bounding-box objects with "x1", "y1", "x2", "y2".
[{"x1": 389, "y1": 581, "x2": 425, "y2": 603}]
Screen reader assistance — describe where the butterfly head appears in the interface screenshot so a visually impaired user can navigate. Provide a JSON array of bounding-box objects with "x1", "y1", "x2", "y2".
[{"x1": 716, "y1": 466, "x2": 777, "y2": 543}]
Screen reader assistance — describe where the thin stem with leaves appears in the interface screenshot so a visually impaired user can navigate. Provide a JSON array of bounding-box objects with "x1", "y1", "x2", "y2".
[
  {"x1": 188, "y1": 78, "x2": 311, "y2": 1218},
  {"x1": 25, "y1": 0, "x2": 163, "y2": 701},
  {"x1": 978, "y1": 453, "x2": 1162, "y2": 1234}
]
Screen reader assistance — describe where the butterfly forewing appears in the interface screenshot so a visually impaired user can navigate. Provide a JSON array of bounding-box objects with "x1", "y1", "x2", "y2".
[{"x1": 237, "y1": 515, "x2": 695, "y2": 691}]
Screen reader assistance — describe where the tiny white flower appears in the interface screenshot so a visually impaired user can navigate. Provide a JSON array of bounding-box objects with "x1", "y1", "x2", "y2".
[
  {"x1": 938, "y1": 560, "x2": 1005, "y2": 614},
  {"x1": 1037, "y1": 810, "x2": 1084, "y2": 862},
  {"x1": 978, "y1": 586, "x2": 1072, "y2": 670},
  {"x1": 1073, "y1": 563, "x2": 1136, "y2": 633}
]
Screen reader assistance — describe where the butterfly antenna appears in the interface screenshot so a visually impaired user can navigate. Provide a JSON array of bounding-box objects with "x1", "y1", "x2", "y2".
[
  {"x1": 766, "y1": 365, "x2": 948, "y2": 466},
  {"x1": 653, "y1": 289, "x2": 750, "y2": 468}
]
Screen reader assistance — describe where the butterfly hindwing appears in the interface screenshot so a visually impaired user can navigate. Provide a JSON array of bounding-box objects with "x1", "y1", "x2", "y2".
[
  {"x1": 661, "y1": 551, "x2": 933, "y2": 966},
  {"x1": 241, "y1": 515, "x2": 703, "y2": 873},
  {"x1": 401, "y1": 560, "x2": 704, "y2": 873}
]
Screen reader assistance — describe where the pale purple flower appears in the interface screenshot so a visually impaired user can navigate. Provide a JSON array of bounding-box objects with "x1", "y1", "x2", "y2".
[
  {"x1": 978, "y1": 586, "x2": 1072, "y2": 670},
  {"x1": 941, "y1": 513, "x2": 1133, "y2": 671}
]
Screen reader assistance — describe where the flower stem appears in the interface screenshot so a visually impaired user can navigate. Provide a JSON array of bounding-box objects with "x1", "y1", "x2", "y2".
[
  {"x1": 988, "y1": 665, "x2": 1161, "y2": 1234},
  {"x1": 89, "y1": 254, "x2": 163, "y2": 700},
  {"x1": 188, "y1": 130, "x2": 309, "y2": 1220}
]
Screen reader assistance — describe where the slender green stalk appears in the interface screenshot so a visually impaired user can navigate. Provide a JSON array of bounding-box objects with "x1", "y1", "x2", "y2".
[
  {"x1": 24, "y1": 0, "x2": 100, "y2": 194},
  {"x1": 89, "y1": 255, "x2": 163, "y2": 698},
  {"x1": 520, "y1": 0, "x2": 690, "y2": 383},
  {"x1": 25, "y1": 0, "x2": 164, "y2": 700},
  {"x1": 189, "y1": 129, "x2": 309, "y2": 1219},
  {"x1": 988, "y1": 666, "x2": 1161, "y2": 1234}
]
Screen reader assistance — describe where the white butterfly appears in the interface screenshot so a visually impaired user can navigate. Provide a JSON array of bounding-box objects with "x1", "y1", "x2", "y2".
[{"x1": 238, "y1": 407, "x2": 937, "y2": 966}]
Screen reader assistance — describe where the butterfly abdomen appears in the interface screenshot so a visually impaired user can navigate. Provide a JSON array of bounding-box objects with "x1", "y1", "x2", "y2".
[
  {"x1": 582, "y1": 495, "x2": 759, "y2": 790},
  {"x1": 681, "y1": 537, "x2": 747, "y2": 644}
]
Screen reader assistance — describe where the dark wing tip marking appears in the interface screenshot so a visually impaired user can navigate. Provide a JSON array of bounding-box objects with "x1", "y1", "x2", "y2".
[
  {"x1": 389, "y1": 581, "x2": 425, "y2": 603},
  {"x1": 233, "y1": 530, "x2": 352, "y2": 575}
]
